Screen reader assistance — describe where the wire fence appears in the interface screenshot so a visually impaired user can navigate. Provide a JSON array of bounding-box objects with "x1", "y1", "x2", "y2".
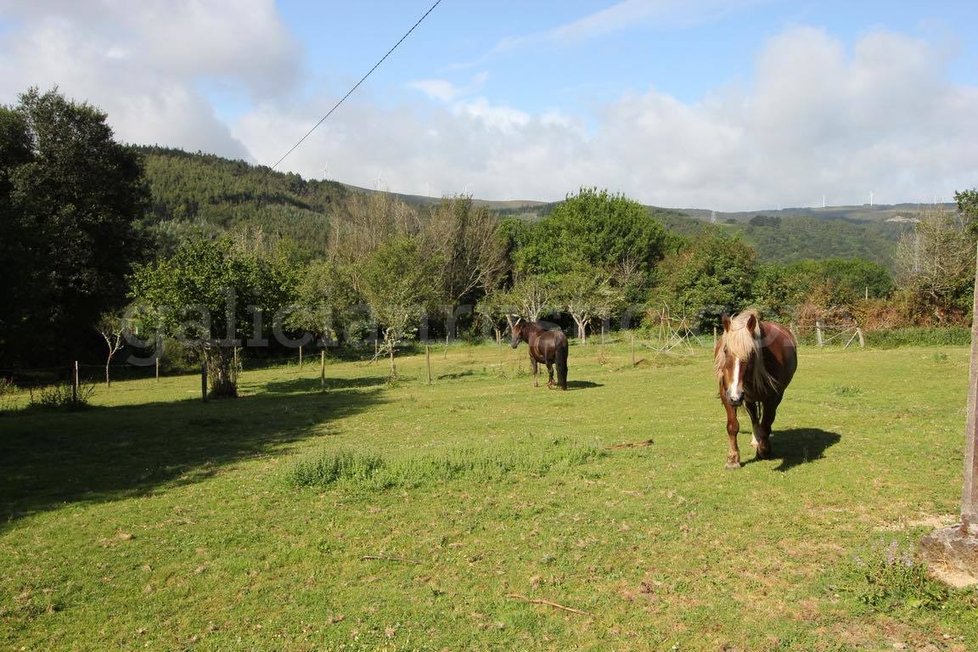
[{"x1": 1, "y1": 324, "x2": 937, "y2": 415}]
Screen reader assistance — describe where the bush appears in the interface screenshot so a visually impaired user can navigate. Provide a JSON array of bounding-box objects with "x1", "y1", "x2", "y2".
[
  {"x1": 843, "y1": 542, "x2": 949, "y2": 612},
  {"x1": 0, "y1": 378, "x2": 16, "y2": 413},
  {"x1": 864, "y1": 327, "x2": 971, "y2": 348},
  {"x1": 29, "y1": 381, "x2": 93, "y2": 411}
]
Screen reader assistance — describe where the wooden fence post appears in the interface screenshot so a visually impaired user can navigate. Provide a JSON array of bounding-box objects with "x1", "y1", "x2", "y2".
[
  {"x1": 630, "y1": 332, "x2": 636, "y2": 366},
  {"x1": 426, "y1": 345, "x2": 432, "y2": 385},
  {"x1": 921, "y1": 243, "x2": 978, "y2": 578},
  {"x1": 320, "y1": 349, "x2": 326, "y2": 392},
  {"x1": 857, "y1": 328, "x2": 865, "y2": 348},
  {"x1": 201, "y1": 357, "x2": 208, "y2": 402},
  {"x1": 155, "y1": 355, "x2": 160, "y2": 382},
  {"x1": 815, "y1": 320, "x2": 824, "y2": 347},
  {"x1": 298, "y1": 344, "x2": 303, "y2": 367},
  {"x1": 72, "y1": 361, "x2": 79, "y2": 403}
]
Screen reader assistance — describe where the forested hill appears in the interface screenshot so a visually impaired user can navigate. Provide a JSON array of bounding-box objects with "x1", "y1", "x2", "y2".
[
  {"x1": 136, "y1": 146, "x2": 910, "y2": 267},
  {"x1": 136, "y1": 146, "x2": 349, "y2": 253},
  {"x1": 745, "y1": 217, "x2": 908, "y2": 268}
]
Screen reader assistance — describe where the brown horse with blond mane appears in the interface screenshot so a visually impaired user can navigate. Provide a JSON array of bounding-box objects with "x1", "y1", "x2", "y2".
[{"x1": 714, "y1": 309, "x2": 797, "y2": 469}]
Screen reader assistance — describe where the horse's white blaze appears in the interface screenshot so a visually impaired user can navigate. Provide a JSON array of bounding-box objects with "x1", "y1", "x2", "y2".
[{"x1": 728, "y1": 358, "x2": 742, "y2": 401}]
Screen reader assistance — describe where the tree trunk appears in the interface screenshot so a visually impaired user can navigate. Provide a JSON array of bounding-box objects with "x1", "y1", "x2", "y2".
[
  {"x1": 206, "y1": 346, "x2": 238, "y2": 398},
  {"x1": 384, "y1": 328, "x2": 397, "y2": 379},
  {"x1": 105, "y1": 360, "x2": 111, "y2": 387},
  {"x1": 573, "y1": 315, "x2": 588, "y2": 344}
]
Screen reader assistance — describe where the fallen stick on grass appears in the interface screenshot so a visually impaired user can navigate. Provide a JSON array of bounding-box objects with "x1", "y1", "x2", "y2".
[
  {"x1": 505, "y1": 593, "x2": 593, "y2": 617},
  {"x1": 360, "y1": 555, "x2": 421, "y2": 564},
  {"x1": 606, "y1": 439, "x2": 654, "y2": 450}
]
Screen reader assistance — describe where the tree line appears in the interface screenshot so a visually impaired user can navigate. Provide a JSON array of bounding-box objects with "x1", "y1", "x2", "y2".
[{"x1": 2, "y1": 88, "x2": 976, "y2": 398}]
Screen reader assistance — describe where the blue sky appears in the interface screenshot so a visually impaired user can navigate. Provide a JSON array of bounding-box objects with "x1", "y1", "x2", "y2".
[{"x1": 2, "y1": 0, "x2": 977, "y2": 210}]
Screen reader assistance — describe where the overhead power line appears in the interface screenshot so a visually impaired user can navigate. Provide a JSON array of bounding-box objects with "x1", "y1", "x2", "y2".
[{"x1": 270, "y1": 0, "x2": 444, "y2": 171}]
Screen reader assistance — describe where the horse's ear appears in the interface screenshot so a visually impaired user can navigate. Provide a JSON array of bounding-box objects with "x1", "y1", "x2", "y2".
[
  {"x1": 721, "y1": 313, "x2": 731, "y2": 332},
  {"x1": 746, "y1": 313, "x2": 757, "y2": 334}
]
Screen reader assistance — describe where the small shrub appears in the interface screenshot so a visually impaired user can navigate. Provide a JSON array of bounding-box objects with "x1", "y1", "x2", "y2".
[
  {"x1": 596, "y1": 348, "x2": 611, "y2": 365},
  {"x1": 29, "y1": 381, "x2": 94, "y2": 411},
  {"x1": 158, "y1": 337, "x2": 198, "y2": 373},
  {"x1": 0, "y1": 377, "x2": 17, "y2": 413},
  {"x1": 843, "y1": 541, "x2": 949, "y2": 612},
  {"x1": 864, "y1": 327, "x2": 970, "y2": 348},
  {"x1": 289, "y1": 451, "x2": 385, "y2": 488},
  {"x1": 288, "y1": 444, "x2": 607, "y2": 492}
]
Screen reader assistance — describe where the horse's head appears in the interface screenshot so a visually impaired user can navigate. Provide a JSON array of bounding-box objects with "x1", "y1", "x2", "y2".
[
  {"x1": 716, "y1": 312, "x2": 759, "y2": 407},
  {"x1": 510, "y1": 318, "x2": 525, "y2": 348}
]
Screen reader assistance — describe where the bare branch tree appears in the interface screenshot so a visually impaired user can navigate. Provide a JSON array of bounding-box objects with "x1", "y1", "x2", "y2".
[
  {"x1": 96, "y1": 310, "x2": 131, "y2": 387},
  {"x1": 895, "y1": 208, "x2": 975, "y2": 323}
]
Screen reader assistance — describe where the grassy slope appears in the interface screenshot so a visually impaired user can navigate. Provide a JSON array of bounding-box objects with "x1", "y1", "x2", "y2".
[{"x1": 1, "y1": 342, "x2": 976, "y2": 650}]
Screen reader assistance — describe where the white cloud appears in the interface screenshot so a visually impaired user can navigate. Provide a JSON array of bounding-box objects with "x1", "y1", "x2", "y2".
[
  {"x1": 455, "y1": 0, "x2": 767, "y2": 68},
  {"x1": 550, "y1": 0, "x2": 763, "y2": 42},
  {"x1": 453, "y1": 98, "x2": 531, "y2": 131},
  {"x1": 408, "y1": 79, "x2": 461, "y2": 102},
  {"x1": 0, "y1": 0, "x2": 299, "y2": 158},
  {"x1": 1, "y1": 3, "x2": 974, "y2": 211},
  {"x1": 250, "y1": 26, "x2": 978, "y2": 211}
]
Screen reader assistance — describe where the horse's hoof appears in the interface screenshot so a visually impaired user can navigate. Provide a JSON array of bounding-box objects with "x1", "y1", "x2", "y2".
[{"x1": 725, "y1": 461, "x2": 742, "y2": 470}]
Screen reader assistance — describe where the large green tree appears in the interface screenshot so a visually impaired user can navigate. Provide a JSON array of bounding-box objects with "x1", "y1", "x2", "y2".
[
  {"x1": 650, "y1": 229, "x2": 758, "y2": 331},
  {"x1": 514, "y1": 188, "x2": 667, "y2": 283},
  {"x1": 423, "y1": 195, "x2": 508, "y2": 319},
  {"x1": 359, "y1": 237, "x2": 442, "y2": 377},
  {"x1": 286, "y1": 259, "x2": 359, "y2": 347},
  {"x1": 130, "y1": 237, "x2": 295, "y2": 397},
  {"x1": 0, "y1": 88, "x2": 149, "y2": 366}
]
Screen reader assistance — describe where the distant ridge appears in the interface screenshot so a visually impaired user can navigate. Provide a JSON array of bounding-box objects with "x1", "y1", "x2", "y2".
[
  {"x1": 136, "y1": 145, "x2": 919, "y2": 269},
  {"x1": 678, "y1": 202, "x2": 952, "y2": 224},
  {"x1": 340, "y1": 182, "x2": 548, "y2": 212}
]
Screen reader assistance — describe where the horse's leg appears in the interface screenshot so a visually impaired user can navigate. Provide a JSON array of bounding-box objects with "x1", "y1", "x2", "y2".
[
  {"x1": 723, "y1": 400, "x2": 741, "y2": 470},
  {"x1": 531, "y1": 358, "x2": 539, "y2": 387},
  {"x1": 756, "y1": 397, "x2": 781, "y2": 458},
  {"x1": 745, "y1": 401, "x2": 768, "y2": 459},
  {"x1": 546, "y1": 361, "x2": 555, "y2": 388}
]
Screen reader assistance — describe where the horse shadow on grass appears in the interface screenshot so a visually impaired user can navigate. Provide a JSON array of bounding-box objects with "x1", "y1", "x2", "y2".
[
  {"x1": 0, "y1": 384, "x2": 385, "y2": 530},
  {"x1": 565, "y1": 380, "x2": 603, "y2": 390},
  {"x1": 743, "y1": 428, "x2": 842, "y2": 472}
]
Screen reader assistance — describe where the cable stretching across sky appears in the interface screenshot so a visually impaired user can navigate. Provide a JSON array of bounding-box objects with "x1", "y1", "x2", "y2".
[{"x1": 270, "y1": 0, "x2": 444, "y2": 171}]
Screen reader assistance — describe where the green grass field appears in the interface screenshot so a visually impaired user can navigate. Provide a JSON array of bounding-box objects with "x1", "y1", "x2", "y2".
[{"x1": 2, "y1": 341, "x2": 977, "y2": 650}]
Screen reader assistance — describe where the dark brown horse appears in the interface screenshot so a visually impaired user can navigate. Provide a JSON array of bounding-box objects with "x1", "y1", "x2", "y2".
[
  {"x1": 510, "y1": 319, "x2": 568, "y2": 390},
  {"x1": 714, "y1": 310, "x2": 797, "y2": 469}
]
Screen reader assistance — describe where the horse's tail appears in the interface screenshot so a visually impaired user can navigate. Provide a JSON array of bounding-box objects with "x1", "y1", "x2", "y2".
[{"x1": 556, "y1": 336, "x2": 568, "y2": 390}]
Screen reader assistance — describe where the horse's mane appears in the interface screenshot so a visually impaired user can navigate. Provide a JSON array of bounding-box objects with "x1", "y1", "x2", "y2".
[{"x1": 713, "y1": 310, "x2": 781, "y2": 395}]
